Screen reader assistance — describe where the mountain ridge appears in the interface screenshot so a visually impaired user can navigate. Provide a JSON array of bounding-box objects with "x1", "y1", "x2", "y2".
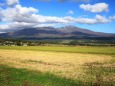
[{"x1": 0, "y1": 26, "x2": 115, "y2": 39}]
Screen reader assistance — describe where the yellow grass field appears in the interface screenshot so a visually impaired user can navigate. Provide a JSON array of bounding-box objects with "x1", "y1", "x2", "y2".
[{"x1": 0, "y1": 49, "x2": 114, "y2": 83}]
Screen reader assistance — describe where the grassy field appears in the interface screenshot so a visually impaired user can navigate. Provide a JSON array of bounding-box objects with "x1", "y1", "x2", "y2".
[
  {"x1": 0, "y1": 65, "x2": 82, "y2": 86},
  {"x1": 0, "y1": 46, "x2": 115, "y2": 55},
  {"x1": 0, "y1": 46, "x2": 115, "y2": 86}
]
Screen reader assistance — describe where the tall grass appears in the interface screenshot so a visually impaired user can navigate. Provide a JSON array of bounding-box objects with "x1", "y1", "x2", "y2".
[
  {"x1": 84, "y1": 59, "x2": 115, "y2": 86},
  {"x1": 0, "y1": 46, "x2": 115, "y2": 85}
]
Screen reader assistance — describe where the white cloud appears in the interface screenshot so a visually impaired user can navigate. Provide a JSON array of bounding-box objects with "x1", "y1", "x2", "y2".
[
  {"x1": 64, "y1": 16, "x2": 75, "y2": 21},
  {"x1": 67, "y1": 10, "x2": 74, "y2": 14},
  {"x1": 6, "y1": 0, "x2": 19, "y2": 6},
  {"x1": 0, "y1": 5, "x2": 111, "y2": 30},
  {"x1": 95, "y1": 15, "x2": 110, "y2": 23},
  {"x1": 1, "y1": 4, "x2": 69, "y2": 24},
  {"x1": 31, "y1": 14, "x2": 68, "y2": 23},
  {"x1": 75, "y1": 18, "x2": 97, "y2": 24},
  {"x1": 34, "y1": 23, "x2": 56, "y2": 27},
  {"x1": 1, "y1": 5, "x2": 38, "y2": 22},
  {"x1": 80, "y1": 3, "x2": 108, "y2": 13},
  {"x1": 109, "y1": 16, "x2": 115, "y2": 20},
  {"x1": 0, "y1": 0, "x2": 113, "y2": 31},
  {"x1": 64, "y1": 15, "x2": 110, "y2": 24},
  {"x1": 0, "y1": 22, "x2": 37, "y2": 30},
  {"x1": 0, "y1": 24, "x2": 9, "y2": 29}
]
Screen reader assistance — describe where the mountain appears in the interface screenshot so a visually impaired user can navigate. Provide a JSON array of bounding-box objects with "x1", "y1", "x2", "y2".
[
  {"x1": 60, "y1": 26, "x2": 115, "y2": 37},
  {"x1": 0, "y1": 26, "x2": 115, "y2": 39}
]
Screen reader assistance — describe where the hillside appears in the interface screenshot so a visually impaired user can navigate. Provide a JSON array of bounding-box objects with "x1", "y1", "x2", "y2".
[{"x1": 0, "y1": 26, "x2": 115, "y2": 39}]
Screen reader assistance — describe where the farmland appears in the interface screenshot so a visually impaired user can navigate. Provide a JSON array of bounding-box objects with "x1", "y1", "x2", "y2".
[
  {"x1": 0, "y1": 46, "x2": 115, "y2": 55},
  {"x1": 0, "y1": 46, "x2": 115, "y2": 86}
]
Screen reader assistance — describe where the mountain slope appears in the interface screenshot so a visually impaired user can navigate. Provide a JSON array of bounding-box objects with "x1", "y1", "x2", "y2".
[
  {"x1": 0, "y1": 26, "x2": 115, "y2": 38},
  {"x1": 59, "y1": 26, "x2": 115, "y2": 37}
]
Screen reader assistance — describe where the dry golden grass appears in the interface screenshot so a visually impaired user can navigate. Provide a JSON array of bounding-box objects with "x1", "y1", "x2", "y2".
[{"x1": 0, "y1": 49, "x2": 112, "y2": 79}]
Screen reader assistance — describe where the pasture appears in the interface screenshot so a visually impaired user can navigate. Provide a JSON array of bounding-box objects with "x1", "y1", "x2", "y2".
[
  {"x1": 0, "y1": 46, "x2": 115, "y2": 85},
  {"x1": 0, "y1": 46, "x2": 115, "y2": 55}
]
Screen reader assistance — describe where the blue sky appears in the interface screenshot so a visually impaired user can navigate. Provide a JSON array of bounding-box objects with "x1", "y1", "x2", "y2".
[{"x1": 0, "y1": 0, "x2": 115, "y2": 33}]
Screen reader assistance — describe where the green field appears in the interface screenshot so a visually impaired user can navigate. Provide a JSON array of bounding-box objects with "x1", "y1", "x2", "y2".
[
  {"x1": 0, "y1": 46, "x2": 115, "y2": 86},
  {"x1": 0, "y1": 46, "x2": 115, "y2": 55},
  {"x1": 0, "y1": 65, "x2": 83, "y2": 86}
]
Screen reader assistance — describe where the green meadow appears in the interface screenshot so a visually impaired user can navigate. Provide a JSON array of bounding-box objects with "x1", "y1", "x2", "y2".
[
  {"x1": 0, "y1": 65, "x2": 82, "y2": 86},
  {"x1": 0, "y1": 46, "x2": 115, "y2": 55}
]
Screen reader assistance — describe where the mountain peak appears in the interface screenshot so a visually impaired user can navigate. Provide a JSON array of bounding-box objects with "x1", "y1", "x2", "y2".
[
  {"x1": 61, "y1": 25, "x2": 77, "y2": 29},
  {"x1": 0, "y1": 26, "x2": 115, "y2": 38}
]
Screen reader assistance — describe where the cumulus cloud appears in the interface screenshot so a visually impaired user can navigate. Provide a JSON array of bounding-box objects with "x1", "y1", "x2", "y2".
[
  {"x1": 95, "y1": 15, "x2": 110, "y2": 23},
  {"x1": 0, "y1": 4, "x2": 69, "y2": 24},
  {"x1": 6, "y1": 0, "x2": 19, "y2": 6},
  {"x1": 0, "y1": 4, "x2": 111, "y2": 30},
  {"x1": 80, "y1": 3, "x2": 108, "y2": 13},
  {"x1": 34, "y1": 23, "x2": 56, "y2": 27},
  {"x1": 0, "y1": 22, "x2": 37, "y2": 30},
  {"x1": 64, "y1": 15, "x2": 110, "y2": 24},
  {"x1": 75, "y1": 18, "x2": 97, "y2": 24},
  {"x1": 1, "y1": 5, "x2": 38, "y2": 22},
  {"x1": 67, "y1": 10, "x2": 74, "y2": 14},
  {"x1": 0, "y1": 0, "x2": 113, "y2": 32}
]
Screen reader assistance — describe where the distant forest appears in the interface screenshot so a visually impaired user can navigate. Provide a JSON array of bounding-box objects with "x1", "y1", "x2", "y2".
[{"x1": 0, "y1": 37, "x2": 115, "y2": 46}]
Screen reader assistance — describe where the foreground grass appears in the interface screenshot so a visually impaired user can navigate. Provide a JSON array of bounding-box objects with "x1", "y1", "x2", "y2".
[
  {"x1": 0, "y1": 60, "x2": 115, "y2": 86},
  {"x1": 0, "y1": 46, "x2": 115, "y2": 85},
  {"x1": 0, "y1": 65, "x2": 83, "y2": 86},
  {"x1": 0, "y1": 46, "x2": 115, "y2": 55},
  {"x1": 84, "y1": 59, "x2": 115, "y2": 86}
]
